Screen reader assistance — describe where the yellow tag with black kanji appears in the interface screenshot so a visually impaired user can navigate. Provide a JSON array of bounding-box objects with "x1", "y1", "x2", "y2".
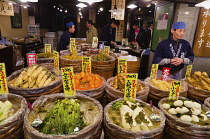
[
  {"x1": 61, "y1": 67, "x2": 76, "y2": 97},
  {"x1": 0, "y1": 63, "x2": 9, "y2": 94},
  {"x1": 124, "y1": 74, "x2": 138, "y2": 101},
  {"x1": 169, "y1": 81, "x2": 181, "y2": 100},
  {"x1": 44, "y1": 44, "x2": 52, "y2": 53},
  {"x1": 185, "y1": 65, "x2": 193, "y2": 78},
  {"x1": 70, "y1": 38, "x2": 75, "y2": 47},
  {"x1": 104, "y1": 46, "x2": 110, "y2": 55},
  {"x1": 150, "y1": 64, "x2": 159, "y2": 79},
  {"x1": 53, "y1": 51, "x2": 60, "y2": 75},
  {"x1": 118, "y1": 59, "x2": 127, "y2": 74},
  {"x1": 82, "y1": 57, "x2": 91, "y2": 73},
  {"x1": 70, "y1": 45, "x2": 77, "y2": 53},
  {"x1": 92, "y1": 37, "x2": 98, "y2": 48}
]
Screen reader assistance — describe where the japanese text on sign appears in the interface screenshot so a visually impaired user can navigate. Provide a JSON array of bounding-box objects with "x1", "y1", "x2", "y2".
[
  {"x1": 118, "y1": 59, "x2": 127, "y2": 74},
  {"x1": 61, "y1": 67, "x2": 76, "y2": 97},
  {"x1": 82, "y1": 57, "x2": 91, "y2": 73},
  {"x1": 0, "y1": 2, "x2": 14, "y2": 16},
  {"x1": 92, "y1": 37, "x2": 98, "y2": 48},
  {"x1": 104, "y1": 46, "x2": 110, "y2": 55},
  {"x1": 70, "y1": 45, "x2": 77, "y2": 53},
  {"x1": 70, "y1": 38, "x2": 75, "y2": 46},
  {"x1": 161, "y1": 67, "x2": 171, "y2": 81},
  {"x1": 124, "y1": 74, "x2": 138, "y2": 101},
  {"x1": 185, "y1": 65, "x2": 192, "y2": 78},
  {"x1": 53, "y1": 51, "x2": 60, "y2": 75},
  {"x1": 150, "y1": 64, "x2": 159, "y2": 79},
  {"x1": 169, "y1": 81, "x2": 181, "y2": 100},
  {"x1": 0, "y1": 63, "x2": 9, "y2": 94},
  {"x1": 26, "y1": 53, "x2": 37, "y2": 67},
  {"x1": 44, "y1": 44, "x2": 52, "y2": 53}
]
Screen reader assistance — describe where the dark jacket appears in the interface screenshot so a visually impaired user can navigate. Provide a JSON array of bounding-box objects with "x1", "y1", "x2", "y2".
[
  {"x1": 57, "y1": 30, "x2": 73, "y2": 52},
  {"x1": 129, "y1": 27, "x2": 147, "y2": 48},
  {"x1": 101, "y1": 24, "x2": 116, "y2": 43},
  {"x1": 152, "y1": 38, "x2": 194, "y2": 71}
]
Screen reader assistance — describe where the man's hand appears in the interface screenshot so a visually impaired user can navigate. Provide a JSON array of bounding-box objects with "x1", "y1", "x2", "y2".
[{"x1": 170, "y1": 57, "x2": 184, "y2": 66}]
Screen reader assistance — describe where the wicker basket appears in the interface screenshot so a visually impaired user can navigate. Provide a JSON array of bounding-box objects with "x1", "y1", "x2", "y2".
[
  {"x1": 104, "y1": 98, "x2": 166, "y2": 139},
  {"x1": 24, "y1": 93, "x2": 103, "y2": 139},
  {"x1": 159, "y1": 97, "x2": 210, "y2": 139},
  {"x1": 37, "y1": 58, "x2": 54, "y2": 71},
  {"x1": 204, "y1": 97, "x2": 210, "y2": 108},
  {"x1": 60, "y1": 55, "x2": 82, "y2": 73},
  {"x1": 105, "y1": 77, "x2": 149, "y2": 103},
  {"x1": 0, "y1": 94, "x2": 27, "y2": 139}
]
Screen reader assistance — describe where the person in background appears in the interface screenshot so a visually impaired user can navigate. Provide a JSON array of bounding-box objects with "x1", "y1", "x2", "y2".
[
  {"x1": 152, "y1": 22, "x2": 194, "y2": 80},
  {"x1": 101, "y1": 18, "x2": 120, "y2": 47},
  {"x1": 86, "y1": 20, "x2": 98, "y2": 44},
  {"x1": 145, "y1": 21, "x2": 154, "y2": 48},
  {"x1": 129, "y1": 22, "x2": 147, "y2": 49},
  {"x1": 57, "y1": 22, "x2": 75, "y2": 52}
]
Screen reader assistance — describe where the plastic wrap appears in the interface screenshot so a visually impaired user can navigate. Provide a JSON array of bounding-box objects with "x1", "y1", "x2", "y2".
[
  {"x1": 204, "y1": 97, "x2": 210, "y2": 108},
  {"x1": 0, "y1": 94, "x2": 27, "y2": 139},
  {"x1": 7, "y1": 68, "x2": 62, "y2": 95},
  {"x1": 158, "y1": 97, "x2": 210, "y2": 138},
  {"x1": 76, "y1": 75, "x2": 106, "y2": 101},
  {"x1": 104, "y1": 98, "x2": 166, "y2": 139},
  {"x1": 24, "y1": 93, "x2": 103, "y2": 139},
  {"x1": 105, "y1": 77, "x2": 149, "y2": 103}
]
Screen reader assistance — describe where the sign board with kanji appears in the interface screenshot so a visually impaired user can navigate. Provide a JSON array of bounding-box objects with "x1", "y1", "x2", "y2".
[
  {"x1": 70, "y1": 38, "x2": 76, "y2": 46},
  {"x1": 161, "y1": 67, "x2": 171, "y2": 81},
  {"x1": 118, "y1": 59, "x2": 127, "y2": 74},
  {"x1": 70, "y1": 45, "x2": 77, "y2": 53},
  {"x1": 169, "y1": 81, "x2": 181, "y2": 100},
  {"x1": 53, "y1": 51, "x2": 60, "y2": 75},
  {"x1": 0, "y1": 2, "x2": 14, "y2": 16},
  {"x1": 82, "y1": 57, "x2": 91, "y2": 73},
  {"x1": 61, "y1": 67, "x2": 76, "y2": 97},
  {"x1": 44, "y1": 44, "x2": 52, "y2": 53},
  {"x1": 124, "y1": 74, "x2": 138, "y2": 101},
  {"x1": 185, "y1": 65, "x2": 192, "y2": 78},
  {"x1": 92, "y1": 37, "x2": 98, "y2": 48},
  {"x1": 26, "y1": 53, "x2": 37, "y2": 67},
  {"x1": 150, "y1": 64, "x2": 159, "y2": 79},
  {"x1": 0, "y1": 63, "x2": 9, "y2": 94},
  {"x1": 104, "y1": 46, "x2": 110, "y2": 55}
]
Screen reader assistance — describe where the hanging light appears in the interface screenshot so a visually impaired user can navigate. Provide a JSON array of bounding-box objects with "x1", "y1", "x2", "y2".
[
  {"x1": 195, "y1": 0, "x2": 210, "y2": 9},
  {"x1": 53, "y1": 5, "x2": 56, "y2": 8},
  {"x1": 109, "y1": 0, "x2": 120, "y2": 15},
  {"x1": 20, "y1": 4, "x2": 30, "y2": 8},
  {"x1": 60, "y1": 9, "x2": 62, "y2": 12},
  {"x1": 27, "y1": 0, "x2": 38, "y2": 2},
  {"x1": 76, "y1": 3, "x2": 87, "y2": 8},
  {"x1": 20, "y1": 0, "x2": 27, "y2": 2},
  {"x1": 78, "y1": 0, "x2": 103, "y2": 5},
  {"x1": 146, "y1": 3, "x2": 151, "y2": 7},
  {"x1": 127, "y1": 4, "x2": 137, "y2": 9},
  {"x1": 99, "y1": 7, "x2": 103, "y2": 11},
  {"x1": 65, "y1": 9, "x2": 67, "y2": 13}
]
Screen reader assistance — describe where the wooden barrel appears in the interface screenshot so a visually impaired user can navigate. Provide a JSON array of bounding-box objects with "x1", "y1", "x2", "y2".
[
  {"x1": 59, "y1": 50, "x2": 70, "y2": 56},
  {"x1": 0, "y1": 94, "x2": 27, "y2": 139},
  {"x1": 37, "y1": 58, "x2": 54, "y2": 71},
  {"x1": 7, "y1": 68, "x2": 62, "y2": 103},
  {"x1": 159, "y1": 97, "x2": 210, "y2": 139},
  {"x1": 104, "y1": 98, "x2": 166, "y2": 139},
  {"x1": 105, "y1": 77, "x2": 149, "y2": 104},
  {"x1": 59, "y1": 55, "x2": 82, "y2": 73},
  {"x1": 145, "y1": 77, "x2": 188, "y2": 107},
  {"x1": 204, "y1": 97, "x2": 210, "y2": 108},
  {"x1": 24, "y1": 93, "x2": 103, "y2": 139},
  {"x1": 91, "y1": 56, "x2": 115, "y2": 80},
  {"x1": 187, "y1": 84, "x2": 210, "y2": 103}
]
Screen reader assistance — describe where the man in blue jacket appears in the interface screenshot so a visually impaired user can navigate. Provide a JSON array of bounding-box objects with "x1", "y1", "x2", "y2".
[
  {"x1": 57, "y1": 22, "x2": 75, "y2": 52},
  {"x1": 152, "y1": 22, "x2": 194, "y2": 80}
]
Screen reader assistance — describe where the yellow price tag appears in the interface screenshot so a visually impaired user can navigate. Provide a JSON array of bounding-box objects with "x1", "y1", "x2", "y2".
[
  {"x1": 118, "y1": 59, "x2": 127, "y2": 74},
  {"x1": 70, "y1": 45, "x2": 77, "y2": 53},
  {"x1": 44, "y1": 44, "x2": 52, "y2": 53},
  {"x1": 150, "y1": 64, "x2": 159, "y2": 79},
  {"x1": 169, "y1": 81, "x2": 181, "y2": 100},
  {"x1": 124, "y1": 74, "x2": 138, "y2": 101},
  {"x1": 185, "y1": 65, "x2": 192, "y2": 78},
  {"x1": 53, "y1": 51, "x2": 60, "y2": 75},
  {"x1": 0, "y1": 63, "x2": 9, "y2": 94},
  {"x1": 104, "y1": 46, "x2": 110, "y2": 55},
  {"x1": 70, "y1": 38, "x2": 75, "y2": 47},
  {"x1": 61, "y1": 67, "x2": 76, "y2": 97},
  {"x1": 92, "y1": 37, "x2": 98, "y2": 48},
  {"x1": 82, "y1": 57, "x2": 91, "y2": 73}
]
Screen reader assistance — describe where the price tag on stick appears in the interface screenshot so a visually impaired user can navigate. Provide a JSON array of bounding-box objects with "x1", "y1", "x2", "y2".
[
  {"x1": 0, "y1": 63, "x2": 9, "y2": 95},
  {"x1": 185, "y1": 65, "x2": 193, "y2": 78},
  {"x1": 92, "y1": 37, "x2": 98, "y2": 48},
  {"x1": 44, "y1": 44, "x2": 52, "y2": 53},
  {"x1": 118, "y1": 59, "x2": 127, "y2": 74},
  {"x1": 150, "y1": 64, "x2": 159, "y2": 79},
  {"x1": 53, "y1": 51, "x2": 60, "y2": 75},
  {"x1": 82, "y1": 57, "x2": 91, "y2": 73},
  {"x1": 26, "y1": 53, "x2": 37, "y2": 67},
  {"x1": 161, "y1": 67, "x2": 171, "y2": 81},
  {"x1": 104, "y1": 46, "x2": 110, "y2": 55},
  {"x1": 169, "y1": 81, "x2": 181, "y2": 100},
  {"x1": 61, "y1": 67, "x2": 76, "y2": 97},
  {"x1": 124, "y1": 74, "x2": 138, "y2": 101}
]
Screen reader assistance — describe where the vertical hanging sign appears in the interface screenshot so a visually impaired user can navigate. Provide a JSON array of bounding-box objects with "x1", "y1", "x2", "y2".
[
  {"x1": 185, "y1": 65, "x2": 193, "y2": 78},
  {"x1": 150, "y1": 64, "x2": 159, "y2": 79},
  {"x1": 26, "y1": 53, "x2": 37, "y2": 67},
  {"x1": 124, "y1": 74, "x2": 138, "y2": 101},
  {"x1": 53, "y1": 51, "x2": 60, "y2": 75},
  {"x1": 118, "y1": 59, "x2": 127, "y2": 74},
  {"x1": 82, "y1": 57, "x2": 91, "y2": 73},
  {"x1": 0, "y1": 63, "x2": 9, "y2": 94},
  {"x1": 44, "y1": 44, "x2": 52, "y2": 53}
]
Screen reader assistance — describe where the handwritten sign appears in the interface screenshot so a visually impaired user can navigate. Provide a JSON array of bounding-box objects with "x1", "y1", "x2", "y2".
[
  {"x1": 92, "y1": 37, "x2": 98, "y2": 48},
  {"x1": 70, "y1": 45, "x2": 77, "y2": 53},
  {"x1": 0, "y1": 63, "x2": 9, "y2": 94},
  {"x1": 82, "y1": 57, "x2": 91, "y2": 73},
  {"x1": 0, "y1": 2, "x2": 14, "y2": 16},
  {"x1": 161, "y1": 67, "x2": 170, "y2": 81},
  {"x1": 169, "y1": 81, "x2": 181, "y2": 100},
  {"x1": 121, "y1": 38, "x2": 128, "y2": 46},
  {"x1": 185, "y1": 65, "x2": 193, "y2": 78},
  {"x1": 61, "y1": 67, "x2": 76, "y2": 97},
  {"x1": 150, "y1": 64, "x2": 159, "y2": 79},
  {"x1": 53, "y1": 51, "x2": 60, "y2": 75},
  {"x1": 26, "y1": 53, "x2": 37, "y2": 67},
  {"x1": 118, "y1": 59, "x2": 127, "y2": 74},
  {"x1": 104, "y1": 46, "x2": 110, "y2": 55},
  {"x1": 44, "y1": 44, "x2": 52, "y2": 53},
  {"x1": 70, "y1": 38, "x2": 75, "y2": 46},
  {"x1": 124, "y1": 74, "x2": 138, "y2": 101}
]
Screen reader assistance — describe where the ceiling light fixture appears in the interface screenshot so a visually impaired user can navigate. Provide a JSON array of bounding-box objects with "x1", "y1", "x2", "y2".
[
  {"x1": 20, "y1": 4, "x2": 30, "y2": 8},
  {"x1": 20, "y1": 0, "x2": 27, "y2": 2},
  {"x1": 78, "y1": 0, "x2": 103, "y2": 5},
  {"x1": 109, "y1": 0, "x2": 120, "y2": 15},
  {"x1": 127, "y1": 4, "x2": 137, "y2": 9},
  {"x1": 65, "y1": 9, "x2": 67, "y2": 13},
  {"x1": 60, "y1": 9, "x2": 62, "y2": 12},
  {"x1": 146, "y1": 3, "x2": 151, "y2": 7},
  {"x1": 27, "y1": 0, "x2": 38, "y2": 2},
  {"x1": 195, "y1": 0, "x2": 210, "y2": 9},
  {"x1": 76, "y1": 3, "x2": 87, "y2": 8},
  {"x1": 99, "y1": 7, "x2": 103, "y2": 11}
]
